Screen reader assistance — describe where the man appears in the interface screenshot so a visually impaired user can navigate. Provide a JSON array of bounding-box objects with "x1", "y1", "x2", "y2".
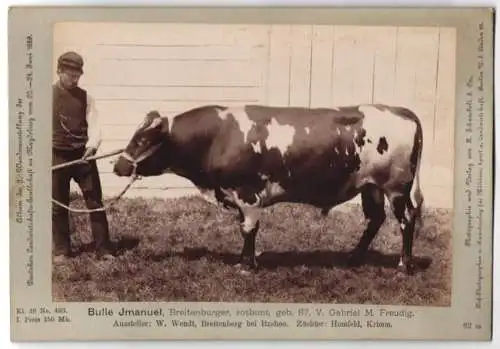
[{"x1": 52, "y1": 51, "x2": 115, "y2": 262}]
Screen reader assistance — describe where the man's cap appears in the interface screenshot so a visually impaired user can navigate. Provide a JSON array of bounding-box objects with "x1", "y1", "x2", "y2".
[{"x1": 57, "y1": 51, "x2": 84, "y2": 73}]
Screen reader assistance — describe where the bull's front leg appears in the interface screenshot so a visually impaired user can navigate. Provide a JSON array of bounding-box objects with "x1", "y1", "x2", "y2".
[
  {"x1": 226, "y1": 187, "x2": 263, "y2": 272},
  {"x1": 239, "y1": 218, "x2": 260, "y2": 269}
]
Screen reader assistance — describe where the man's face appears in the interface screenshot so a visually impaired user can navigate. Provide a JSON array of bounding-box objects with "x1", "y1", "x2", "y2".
[{"x1": 58, "y1": 67, "x2": 82, "y2": 89}]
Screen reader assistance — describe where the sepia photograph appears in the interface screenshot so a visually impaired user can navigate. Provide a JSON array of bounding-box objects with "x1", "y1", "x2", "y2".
[
  {"x1": 9, "y1": 6, "x2": 495, "y2": 342},
  {"x1": 50, "y1": 21, "x2": 456, "y2": 306}
]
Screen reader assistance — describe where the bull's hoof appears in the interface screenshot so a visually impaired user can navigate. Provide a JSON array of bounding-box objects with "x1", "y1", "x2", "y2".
[
  {"x1": 235, "y1": 264, "x2": 252, "y2": 276},
  {"x1": 404, "y1": 261, "x2": 416, "y2": 275},
  {"x1": 397, "y1": 258, "x2": 416, "y2": 275},
  {"x1": 235, "y1": 262, "x2": 258, "y2": 276}
]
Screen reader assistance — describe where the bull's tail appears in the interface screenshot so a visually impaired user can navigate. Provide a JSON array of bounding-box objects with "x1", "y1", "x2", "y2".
[{"x1": 409, "y1": 113, "x2": 424, "y2": 238}]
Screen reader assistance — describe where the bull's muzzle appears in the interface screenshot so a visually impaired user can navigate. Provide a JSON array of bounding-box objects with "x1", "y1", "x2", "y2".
[{"x1": 113, "y1": 156, "x2": 134, "y2": 177}]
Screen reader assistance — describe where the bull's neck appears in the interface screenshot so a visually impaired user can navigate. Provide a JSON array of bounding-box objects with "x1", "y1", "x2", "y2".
[{"x1": 165, "y1": 135, "x2": 214, "y2": 187}]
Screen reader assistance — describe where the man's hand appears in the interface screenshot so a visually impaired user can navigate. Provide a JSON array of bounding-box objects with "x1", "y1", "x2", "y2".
[{"x1": 82, "y1": 147, "x2": 97, "y2": 160}]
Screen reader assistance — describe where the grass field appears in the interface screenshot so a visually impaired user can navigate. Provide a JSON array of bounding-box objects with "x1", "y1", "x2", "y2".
[{"x1": 53, "y1": 193, "x2": 452, "y2": 306}]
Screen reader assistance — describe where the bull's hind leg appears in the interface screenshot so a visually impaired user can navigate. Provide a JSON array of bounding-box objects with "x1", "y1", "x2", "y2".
[
  {"x1": 387, "y1": 191, "x2": 417, "y2": 275},
  {"x1": 348, "y1": 184, "x2": 386, "y2": 266}
]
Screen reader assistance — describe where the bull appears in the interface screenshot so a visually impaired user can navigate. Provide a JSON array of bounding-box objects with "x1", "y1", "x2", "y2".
[{"x1": 113, "y1": 104, "x2": 424, "y2": 275}]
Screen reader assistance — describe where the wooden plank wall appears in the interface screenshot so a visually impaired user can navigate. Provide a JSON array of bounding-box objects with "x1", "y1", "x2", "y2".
[{"x1": 54, "y1": 23, "x2": 456, "y2": 208}]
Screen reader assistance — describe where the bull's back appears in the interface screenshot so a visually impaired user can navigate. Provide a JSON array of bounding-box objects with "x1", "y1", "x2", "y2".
[
  {"x1": 213, "y1": 104, "x2": 366, "y2": 152},
  {"x1": 177, "y1": 104, "x2": 421, "y2": 194}
]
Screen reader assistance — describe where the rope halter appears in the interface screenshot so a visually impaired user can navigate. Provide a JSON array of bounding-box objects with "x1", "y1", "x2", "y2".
[{"x1": 120, "y1": 142, "x2": 163, "y2": 178}]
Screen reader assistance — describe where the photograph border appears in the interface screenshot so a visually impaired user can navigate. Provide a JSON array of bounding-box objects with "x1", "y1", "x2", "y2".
[{"x1": 8, "y1": 6, "x2": 495, "y2": 341}]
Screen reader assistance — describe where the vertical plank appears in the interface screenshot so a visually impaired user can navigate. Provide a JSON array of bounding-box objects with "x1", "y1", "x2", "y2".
[
  {"x1": 371, "y1": 27, "x2": 398, "y2": 105},
  {"x1": 239, "y1": 25, "x2": 270, "y2": 104},
  {"x1": 331, "y1": 26, "x2": 355, "y2": 105},
  {"x1": 266, "y1": 25, "x2": 292, "y2": 106},
  {"x1": 394, "y1": 27, "x2": 440, "y2": 173},
  {"x1": 261, "y1": 25, "x2": 273, "y2": 105},
  {"x1": 331, "y1": 26, "x2": 375, "y2": 106},
  {"x1": 393, "y1": 28, "x2": 417, "y2": 109},
  {"x1": 414, "y1": 28, "x2": 440, "y2": 173},
  {"x1": 288, "y1": 25, "x2": 313, "y2": 107},
  {"x1": 309, "y1": 25, "x2": 335, "y2": 108},
  {"x1": 355, "y1": 27, "x2": 377, "y2": 106},
  {"x1": 433, "y1": 27, "x2": 457, "y2": 172}
]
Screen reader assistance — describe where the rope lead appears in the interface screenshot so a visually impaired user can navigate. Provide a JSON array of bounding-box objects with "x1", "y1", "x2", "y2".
[
  {"x1": 51, "y1": 148, "x2": 139, "y2": 214},
  {"x1": 52, "y1": 173, "x2": 139, "y2": 213}
]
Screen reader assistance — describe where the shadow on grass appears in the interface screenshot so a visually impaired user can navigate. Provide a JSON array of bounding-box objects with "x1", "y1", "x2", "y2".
[
  {"x1": 72, "y1": 236, "x2": 140, "y2": 256},
  {"x1": 150, "y1": 247, "x2": 432, "y2": 273}
]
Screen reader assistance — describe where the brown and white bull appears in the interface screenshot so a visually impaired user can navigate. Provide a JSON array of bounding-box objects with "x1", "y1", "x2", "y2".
[{"x1": 113, "y1": 104, "x2": 424, "y2": 275}]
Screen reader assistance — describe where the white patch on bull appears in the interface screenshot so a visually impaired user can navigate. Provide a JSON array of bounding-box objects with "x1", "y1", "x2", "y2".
[
  {"x1": 228, "y1": 190, "x2": 262, "y2": 235},
  {"x1": 345, "y1": 148, "x2": 349, "y2": 156},
  {"x1": 266, "y1": 179, "x2": 288, "y2": 203},
  {"x1": 352, "y1": 131, "x2": 363, "y2": 156},
  {"x1": 410, "y1": 179, "x2": 419, "y2": 208},
  {"x1": 267, "y1": 181, "x2": 286, "y2": 197},
  {"x1": 398, "y1": 257, "x2": 404, "y2": 267},
  {"x1": 334, "y1": 147, "x2": 340, "y2": 155},
  {"x1": 355, "y1": 105, "x2": 418, "y2": 187},
  {"x1": 250, "y1": 180, "x2": 287, "y2": 206},
  {"x1": 345, "y1": 126, "x2": 351, "y2": 131},
  {"x1": 157, "y1": 113, "x2": 177, "y2": 133},
  {"x1": 218, "y1": 107, "x2": 254, "y2": 143},
  {"x1": 220, "y1": 188, "x2": 263, "y2": 235},
  {"x1": 230, "y1": 190, "x2": 260, "y2": 208},
  {"x1": 336, "y1": 128, "x2": 341, "y2": 136},
  {"x1": 217, "y1": 107, "x2": 230, "y2": 120},
  {"x1": 305, "y1": 127, "x2": 311, "y2": 134},
  {"x1": 265, "y1": 118, "x2": 296, "y2": 155},
  {"x1": 165, "y1": 113, "x2": 178, "y2": 132},
  {"x1": 251, "y1": 141, "x2": 261, "y2": 154},
  {"x1": 242, "y1": 216, "x2": 255, "y2": 232}
]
